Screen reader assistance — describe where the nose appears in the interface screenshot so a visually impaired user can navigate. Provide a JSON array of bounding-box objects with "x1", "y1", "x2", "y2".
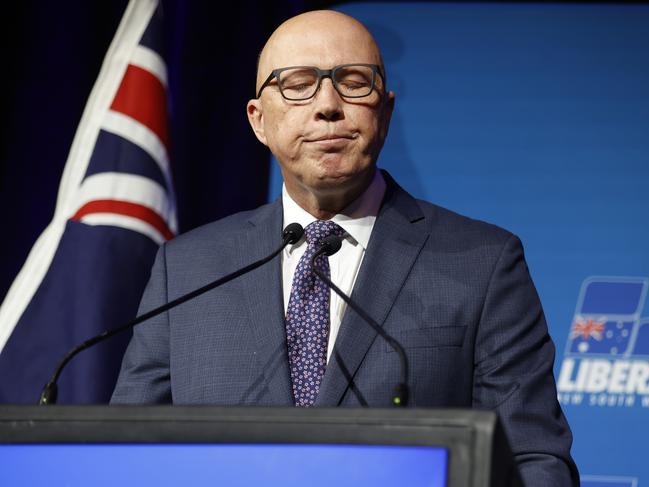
[{"x1": 313, "y1": 77, "x2": 344, "y2": 122}]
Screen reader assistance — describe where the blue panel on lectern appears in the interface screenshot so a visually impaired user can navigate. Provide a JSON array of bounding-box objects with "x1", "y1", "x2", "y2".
[{"x1": 0, "y1": 443, "x2": 447, "y2": 487}]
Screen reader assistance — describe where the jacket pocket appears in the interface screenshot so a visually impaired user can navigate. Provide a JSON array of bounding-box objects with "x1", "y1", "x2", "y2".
[{"x1": 385, "y1": 325, "x2": 467, "y2": 352}]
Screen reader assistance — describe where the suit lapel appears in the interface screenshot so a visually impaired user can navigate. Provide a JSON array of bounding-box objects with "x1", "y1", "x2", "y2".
[
  {"x1": 240, "y1": 201, "x2": 294, "y2": 406},
  {"x1": 315, "y1": 176, "x2": 429, "y2": 406}
]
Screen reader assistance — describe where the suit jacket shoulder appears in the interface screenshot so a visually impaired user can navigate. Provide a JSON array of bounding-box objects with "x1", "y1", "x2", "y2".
[{"x1": 165, "y1": 199, "x2": 282, "y2": 257}]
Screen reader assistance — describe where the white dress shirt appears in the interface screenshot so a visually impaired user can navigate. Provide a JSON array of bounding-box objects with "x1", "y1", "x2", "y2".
[{"x1": 281, "y1": 170, "x2": 386, "y2": 363}]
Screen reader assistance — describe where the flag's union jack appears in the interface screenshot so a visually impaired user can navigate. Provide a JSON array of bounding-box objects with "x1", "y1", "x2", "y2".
[
  {"x1": 0, "y1": 0, "x2": 175, "y2": 403},
  {"x1": 570, "y1": 316, "x2": 605, "y2": 341}
]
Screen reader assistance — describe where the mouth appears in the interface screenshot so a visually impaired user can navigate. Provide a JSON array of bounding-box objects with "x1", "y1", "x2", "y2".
[{"x1": 304, "y1": 133, "x2": 357, "y2": 148}]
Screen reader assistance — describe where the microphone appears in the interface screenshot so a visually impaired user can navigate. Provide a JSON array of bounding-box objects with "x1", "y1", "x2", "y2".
[
  {"x1": 311, "y1": 235, "x2": 409, "y2": 407},
  {"x1": 38, "y1": 223, "x2": 305, "y2": 405}
]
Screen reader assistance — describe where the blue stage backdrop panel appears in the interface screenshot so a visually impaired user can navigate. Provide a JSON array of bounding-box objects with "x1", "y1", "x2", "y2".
[{"x1": 268, "y1": 2, "x2": 649, "y2": 485}]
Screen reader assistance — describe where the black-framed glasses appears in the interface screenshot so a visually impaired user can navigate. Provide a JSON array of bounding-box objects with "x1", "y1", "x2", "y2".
[{"x1": 256, "y1": 63, "x2": 385, "y2": 101}]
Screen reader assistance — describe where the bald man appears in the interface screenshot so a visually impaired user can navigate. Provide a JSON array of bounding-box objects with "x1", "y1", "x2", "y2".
[{"x1": 112, "y1": 10, "x2": 578, "y2": 486}]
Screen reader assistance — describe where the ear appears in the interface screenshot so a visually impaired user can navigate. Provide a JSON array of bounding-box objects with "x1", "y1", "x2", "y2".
[{"x1": 246, "y1": 98, "x2": 268, "y2": 146}]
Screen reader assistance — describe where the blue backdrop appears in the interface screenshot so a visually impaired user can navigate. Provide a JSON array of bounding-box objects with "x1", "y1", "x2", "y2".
[{"x1": 269, "y1": 2, "x2": 649, "y2": 485}]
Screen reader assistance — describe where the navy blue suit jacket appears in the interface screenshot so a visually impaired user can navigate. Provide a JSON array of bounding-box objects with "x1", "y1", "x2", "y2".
[{"x1": 112, "y1": 173, "x2": 578, "y2": 485}]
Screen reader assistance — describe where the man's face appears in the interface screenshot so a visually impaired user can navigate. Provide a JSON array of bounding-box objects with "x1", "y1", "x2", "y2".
[{"x1": 247, "y1": 14, "x2": 394, "y2": 201}]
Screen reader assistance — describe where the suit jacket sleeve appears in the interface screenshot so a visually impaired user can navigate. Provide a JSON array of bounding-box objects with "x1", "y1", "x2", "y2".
[
  {"x1": 472, "y1": 233, "x2": 579, "y2": 486},
  {"x1": 111, "y1": 244, "x2": 172, "y2": 404}
]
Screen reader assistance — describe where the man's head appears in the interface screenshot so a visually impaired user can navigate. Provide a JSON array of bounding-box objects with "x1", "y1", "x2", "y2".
[{"x1": 247, "y1": 10, "x2": 395, "y2": 216}]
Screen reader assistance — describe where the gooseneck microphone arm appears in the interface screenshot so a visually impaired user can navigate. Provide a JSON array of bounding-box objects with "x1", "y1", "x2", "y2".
[
  {"x1": 38, "y1": 223, "x2": 305, "y2": 405},
  {"x1": 311, "y1": 235, "x2": 409, "y2": 407}
]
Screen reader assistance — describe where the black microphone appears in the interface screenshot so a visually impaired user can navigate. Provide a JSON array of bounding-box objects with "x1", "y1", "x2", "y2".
[
  {"x1": 38, "y1": 223, "x2": 305, "y2": 405},
  {"x1": 311, "y1": 235, "x2": 409, "y2": 407}
]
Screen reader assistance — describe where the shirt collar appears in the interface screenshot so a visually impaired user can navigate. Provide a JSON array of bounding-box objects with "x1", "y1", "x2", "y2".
[{"x1": 282, "y1": 170, "x2": 386, "y2": 253}]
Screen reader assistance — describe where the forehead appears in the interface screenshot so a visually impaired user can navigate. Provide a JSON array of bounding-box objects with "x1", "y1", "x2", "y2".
[{"x1": 264, "y1": 23, "x2": 381, "y2": 71}]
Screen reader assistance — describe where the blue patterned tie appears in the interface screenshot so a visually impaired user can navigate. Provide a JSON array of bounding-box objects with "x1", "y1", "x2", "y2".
[{"x1": 285, "y1": 220, "x2": 345, "y2": 407}]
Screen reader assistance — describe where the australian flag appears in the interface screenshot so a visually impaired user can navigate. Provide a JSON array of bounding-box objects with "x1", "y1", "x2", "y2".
[
  {"x1": 0, "y1": 0, "x2": 176, "y2": 403},
  {"x1": 566, "y1": 277, "x2": 648, "y2": 357}
]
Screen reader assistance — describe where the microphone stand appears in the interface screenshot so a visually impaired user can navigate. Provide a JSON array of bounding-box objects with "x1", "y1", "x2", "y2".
[{"x1": 39, "y1": 223, "x2": 305, "y2": 405}]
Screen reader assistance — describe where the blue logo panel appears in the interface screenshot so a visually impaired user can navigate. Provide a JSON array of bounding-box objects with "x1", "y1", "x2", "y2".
[
  {"x1": 581, "y1": 281, "x2": 646, "y2": 316},
  {"x1": 566, "y1": 278, "x2": 648, "y2": 358}
]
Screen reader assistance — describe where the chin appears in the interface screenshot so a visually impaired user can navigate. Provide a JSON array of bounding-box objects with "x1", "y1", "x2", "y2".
[
  {"x1": 317, "y1": 153, "x2": 371, "y2": 177},
  {"x1": 316, "y1": 165, "x2": 357, "y2": 183},
  {"x1": 312, "y1": 167, "x2": 374, "y2": 195}
]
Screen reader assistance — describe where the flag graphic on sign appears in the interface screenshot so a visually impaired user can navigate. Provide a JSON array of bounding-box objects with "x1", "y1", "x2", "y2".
[
  {"x1": 570, "y1": 316, "x2": 605, "y2": 341},
  {"x1": 0, "y1": 0, "x2": 176, "y2": 403},
  {"x1": 565, "y1": 277, "x2": 648, "y2": 357}
]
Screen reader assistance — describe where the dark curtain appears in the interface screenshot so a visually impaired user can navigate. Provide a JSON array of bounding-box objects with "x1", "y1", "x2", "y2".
[{"x1": 0, "y1": 1, "x2": 329, "y2": 301}]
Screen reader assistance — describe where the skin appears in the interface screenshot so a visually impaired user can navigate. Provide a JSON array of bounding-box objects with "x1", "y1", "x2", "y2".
[{"x1": 247, "y1": 10, "x2": 395, "y2": 219}]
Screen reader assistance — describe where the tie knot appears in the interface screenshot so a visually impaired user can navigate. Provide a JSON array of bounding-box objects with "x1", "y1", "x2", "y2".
[{"x1": 304, "y1": 220, "x2": 344, "y2": 247}]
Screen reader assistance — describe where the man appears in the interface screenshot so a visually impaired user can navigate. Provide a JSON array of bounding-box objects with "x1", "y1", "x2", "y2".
[{"x1": 112, "y1": 10, "x2": 579, "y2": 485}]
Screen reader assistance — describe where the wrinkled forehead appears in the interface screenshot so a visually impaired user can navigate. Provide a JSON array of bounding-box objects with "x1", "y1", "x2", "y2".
[{"x1": 257, "y1": 20, "x2": 382, "y2": 87}]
